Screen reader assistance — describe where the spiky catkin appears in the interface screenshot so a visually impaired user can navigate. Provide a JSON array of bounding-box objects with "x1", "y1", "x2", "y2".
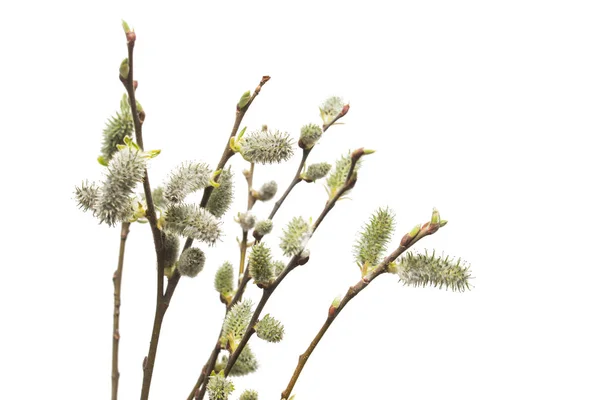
[
  {"x1": 163, "y1": 232, "x2": 180, "y2": 268},
  {"x1": 164, "y1": 204, "x2": 221, "y2": 245},
  {"x1": 215, "y1": 261, "x2": 234, "y2": 295},
  {"x1": 239, "y1": 389, "x2": 259, "y2": 400},
  {"x1": 320, "y1": 96, "x2": 344, "y2": 125},
  {"x1": 207, "y1": 372, "x2": 235, "y2": 400},
  {"x1": 239, "y1": 129, "x2": 294, "y2": 164},
  {"x1": 178, "y1": 247, "x2": 206, "y2": 277},
  {"x1": 95, "y1": 147, "x2": 147, "y2": 226},
  {"x1": 164, "y1": 162, "x2": 212, "y2": 203},
  {"x1": 100, "y1": 94, "x2": 133, "y2": 162},
  {"x1": 75, "y1": 181, "x2": 99, "y2": 212},
  {"x1": 353, "y1": 207, "x2": 395, "y2": 269},
  {"x1": 397, "y1": 251, "x2": 472, "y2": 292},
  {"x1": 271, "y1": 260, "x2": 286, "y2": 276},
  {"x1": 304, "y1": 162, "x2": 331, "y2": 182},
  {"x1": 151, "y1": 186, "x2": 167, "y2": 209},
  {"x1": 255, "y1": 180, "x2": 278, "y2": 201},
  {"x1": 299, "y1": 123, "x2": 323, "y2": 149},
  {"x1": 255, "y1": 314, "x2": 284, "y2": 343},
  {"x1": 254, "y1": 219, "x2": 273, "y2": 236},
  {"x1": 207, "y1": 167, "x2": 234, "y2": 218},
  {"x1": 249, "y1": 243, "x2": 273, "y2": 285},
  {"x1": 280, "y1": 216, "x2": 312, "y2": 256},
  {"x1": 221, "y1": 299, "x2": 253, "y2": 350},
  {"x1": 326, "y1": 151, "x2": 360, "y2": 197},
  {"x1": 223, "y1": 344, "x2": 259, "y2": 377}
]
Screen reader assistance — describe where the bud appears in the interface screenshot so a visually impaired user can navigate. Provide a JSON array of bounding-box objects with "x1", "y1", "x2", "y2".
[
  {"x1": 329, "y1": 295, "x2": 341, "y2": 317},
  {"x1": 253, "y1": 180, "x2": 278, "y2": 201},
  {"x1": 326, "y1": 151, "x2": 362, "y2": 199},
  {"x1": 237, "y1": 90, "x2": 252, "y2": 110},
  {"x1": 302, "y1": 162, "x2": 331, "y2": 182},
  {"x1": 298, "y1": 123, "x2": 323, "y2": 149},
  {"x1": 119, "y1": 58, "x2": 130, "y2": 80},
  {"x1": 254, "y1": 219, "x2": 273, "y2": 236},
  {"x1": 178, "y1": 247, "x2": 206, "y2": 278},
  {"x1": 319, "y1": 96, "x2": 345, "y2": 126},
  {"x1": 255, "y1": 314, "x2": 285, "y2": 343},
  {"x1": 236, "y1": 212, "x2": 256, "y2": 231},
  {"x1": 297, "y1": 248, "x2": 310, "y2": 265}
]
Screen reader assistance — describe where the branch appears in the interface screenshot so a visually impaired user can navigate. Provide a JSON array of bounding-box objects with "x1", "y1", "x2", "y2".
[
  {"x1": 119, "y1": 31, "x2": 169, "y2": 400},
  {"x1": 112, "y1": 222, "x2": 130, "y2": 400},
  {"x1": 219, "y1": 150, "x2": 365, "y2": 384},
  {"x1": 280, "y1": 218, "x2": 444, "y2": 399}
]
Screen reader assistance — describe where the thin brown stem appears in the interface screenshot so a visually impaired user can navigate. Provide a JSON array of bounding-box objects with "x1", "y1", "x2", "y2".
[
  {"x1": 280, "y1": 219, "x2": 443, "y2": 399},
  {"x1": 120, "y1": 36, "x2": 167, "y2": 400},
  {"x1": 267, "y1": 149, "x2": 310, "y2": 221},
  {"x1": 112, "y1": 222, "x2": 130, "y2": 400}
]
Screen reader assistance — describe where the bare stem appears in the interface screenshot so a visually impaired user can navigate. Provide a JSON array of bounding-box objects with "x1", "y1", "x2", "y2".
[
  {"x1": 112, "y1": 222, "x2": 130, "y2": 400},
  {"x1": 280, "y1": 220, "x2": 443, "y2": 399}
]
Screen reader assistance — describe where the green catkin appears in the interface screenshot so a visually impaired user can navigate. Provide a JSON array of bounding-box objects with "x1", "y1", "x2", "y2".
[
  {"x1": 397, "y1": 251, "x2": 472, "y2": 292},
  {"x1": 239, "y1": 129, "x2": 294, "y2": 164},
  {"x1": 254, "y1": 219, "x2": 273, "y2": 236},
  {"x1": 215, "y1": 262, "x2": 234, "y2": 295},
  {"x1": 164, "y1": 204, "x2": 221, "y2": 245},
  {"x1": 299, "y1": 123, "x2": 323, "y2": 149},
  {"x1": 280, "y1": 217, "x2": 312, "y2": 256},
  {"x1": 255, "y1": 314, "x2": 284, "y2": 343},
  {"x1": 206, "y1": 372, "x2": 235, "y2": 400},
  {"x1": 304, "y1": 162, "x2": 331, "y2": 182},
  {"x1": 178, "y1": 247, "x2": 206, "y2": 277},
  {"x1": 207, "y1": 167, "x2": 234, "y2": 218},
  {"x1": 249, "y1": 243, "x2": 273, "y2": 285},
  {"x1": 100, "y1": 94, "x2": 133, "y2": 162},
  {"x1": 353, "y1": 207, "x2": 395, "y2": 271},
  {"x1": 164, "y1": 162, "x2": 212, "y2": 203},
  {"x1": 163, "y1": 232, "x2": 180, "y2": 268}
]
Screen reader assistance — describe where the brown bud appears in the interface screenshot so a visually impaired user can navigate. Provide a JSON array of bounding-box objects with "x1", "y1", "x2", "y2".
[
  {"x1": 351, "y1": 147, "x2": 365, "y2": 161},
  {"x1": 339, "y1": 103, "x2": 350, "y2": 117},
  {"x1": 133, "y1": 80, "x2": 138, "y2": 90},
  {"x1": 126, "y1": 31, "x2": 136, "y2": 43}
]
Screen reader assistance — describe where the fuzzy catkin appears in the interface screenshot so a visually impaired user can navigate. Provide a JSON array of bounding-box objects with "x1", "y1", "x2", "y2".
[
  {"x1": 299, "y1": 123, "x2": 323, "y2": 149},
  {"x1": 254, "y1": 219, "x2": 273, "y2": 236},
  {"x1": 95, "y1": 147, "x2": 147, "y2": 226},
  {"x1": 280, "y1": 217, "x2": 312, "y2": 256},
  {"x1": 239, "y1": 129, "x2": 294, "y2": 164},
  {"x1": 255, "y1": 180, "x2": 277, "y2": 201},
  {"x1": 75, "y1": 181, "x2": 99, "y2": 212},
  {"x1": 226, "y1": 344, "x2": 259, "y2": 377},
  {"x1": 239, "y1": 389, "x2": 258, "y2": 400},
  {"x1": 100, "y1": 94, "x2": 133, "y2": 162},
  {"x1": 164, "y1": 162, "x2": 212, "y2": 203},
  {"x1": 221, "y1": 299, "x2": 253, "y2": 349},
  {"x1": 163, "y1": 232, "x2": 180, "y2": 268},
  {"x1": 207, "y1": 167, "x2": 234, "y2": 218},
  {"x1": 206, "y1": 373, "x2": 235, "y2": 400},
  {"x1": 304, "y1": 162, "x2": 331, "y2": 182},
  {"x1": 214, "y1": 262, "x2": 234, "y2": 295},
  {"x1": 397, "y1": 251, "x2": 472, "y2": 292},
  {"x1": 178, "y1": 247, "x2": 205, "y2": 277},
  {"x1": 249, "y1": 243, "x2": 273, "y2": 285},
  {"x1": 353, "y1": 207, "x2": 395, "y2": 269},
  {"x1": 164, "y1": 204, "x2": 221, "y2": 245},
  {"x1": 255, "y1": 314, "x2": 284, "y2": 343},
  {"x1": 320, "y1": 96, "x2": 344, "y2": 124}
]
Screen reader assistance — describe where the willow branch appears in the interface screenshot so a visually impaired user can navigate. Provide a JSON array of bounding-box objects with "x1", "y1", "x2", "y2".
[
  {"x1": 280, "y1": 220, "x2": 441, "y2": 399},
  {"x1": 111, "y1": 222, "x2": 130, "y2": 400},
  {"x1": 183, "y1": 77, "x2": 270, "y2": 400},
  {"x1": 219, "y1": 150, "x2": 365, "y2": 386},
  {"x1": 119, "y1": 33, "x2": 169, "y2": 400}
]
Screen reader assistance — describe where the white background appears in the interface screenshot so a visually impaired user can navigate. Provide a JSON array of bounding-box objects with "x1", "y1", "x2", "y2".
[{"x1": 1, "y1": 1, "x2": 599, "y2": 399}]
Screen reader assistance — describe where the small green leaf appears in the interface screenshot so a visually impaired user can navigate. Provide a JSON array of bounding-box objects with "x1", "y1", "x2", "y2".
[
  {"x1": 122, "y1": 20, "x2": 131, "y2": 34},
  {"x1": 97, "y1": 155, "x2": 109, "y2": 166}
]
